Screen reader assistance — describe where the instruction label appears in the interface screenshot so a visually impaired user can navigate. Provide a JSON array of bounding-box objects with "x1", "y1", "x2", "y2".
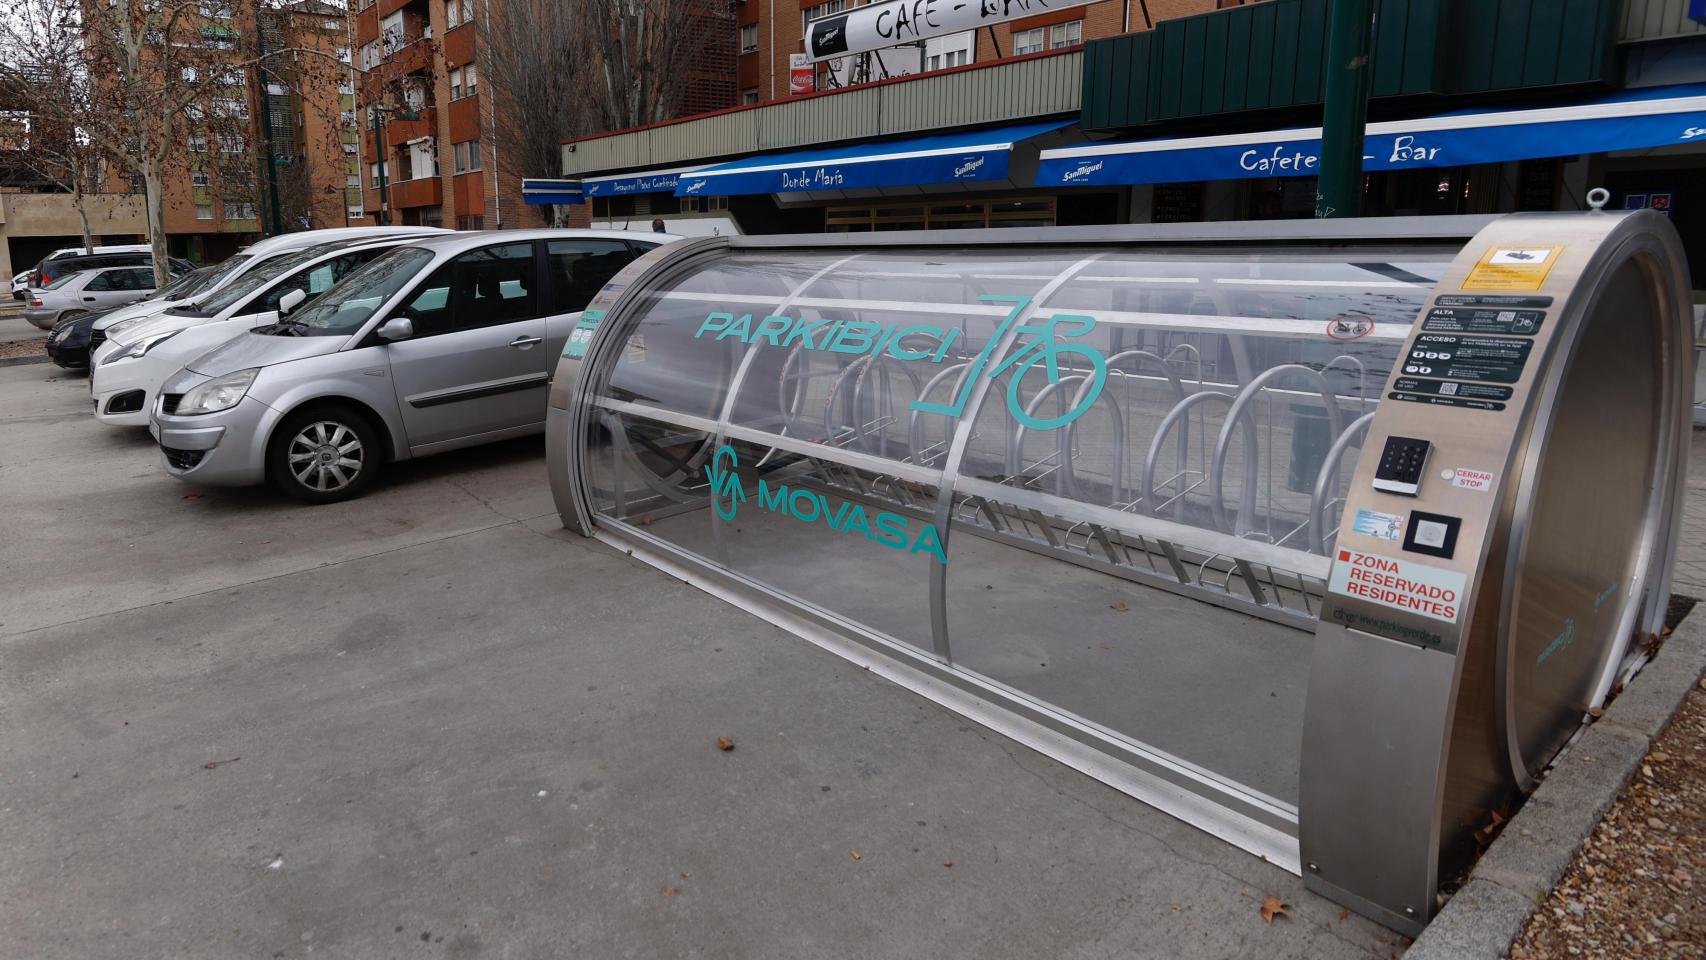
[
  {"x1": 1388, "y1": 376, "x2": 1513, "y2": 411},
  {"x1": 1352, "y1": 508, "x2": 1405, "y2": 542},
  {"x1": 562, "y1": 309, "x2": 605, "y2": 359},
  {"x1": 1447, "y1": 467, "x2": 1496, "y2": 492},
  {"x1": 1433, "y1": 294, "x2": 1554, "y2": 310},
  {"x1": 1404, "y1": 334, "x2": 1532, "y2": 384},
  {"x1": 1463, "y1": 246, "x2": 1563, "y2": 292},
  {"x1": 1330, "y1": 549, "x2": 1466, "y2": 623},
  {"x1": 1422, "y1": 307, "x2": 1544, "y2": 336}
]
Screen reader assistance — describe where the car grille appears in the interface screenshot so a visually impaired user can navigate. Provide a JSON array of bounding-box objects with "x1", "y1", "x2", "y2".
[
  {"x1": 160, "y1": 393, "x2": 183, "y2": 415},
  {"x1": 162, "y1": 447, "x2": 204, "y2": 470},
  {"x1": 88, "y1": 328, "x2": 106, "y2": 352}
]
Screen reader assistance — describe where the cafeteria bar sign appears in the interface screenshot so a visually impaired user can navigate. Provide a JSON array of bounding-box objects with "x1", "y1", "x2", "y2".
[{"x1": 807, "y1": 0, "x2": 1100, "y2": 61}]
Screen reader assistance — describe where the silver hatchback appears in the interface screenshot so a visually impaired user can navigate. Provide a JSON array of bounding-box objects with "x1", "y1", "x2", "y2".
[{"x1": 149, "y1": 229, "x2": 673, "y2": 502}]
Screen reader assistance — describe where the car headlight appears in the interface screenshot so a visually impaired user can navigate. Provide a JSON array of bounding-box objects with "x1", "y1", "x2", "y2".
[
  {"x1": 101, "y1": 330, "x2": 178, "y2": 364},
  {"x1": 175, "y1": 368, "x2": 259, "y2": 416},
  {"x1": 105, "y1": 317, "x2": 147, "y2": 340}
]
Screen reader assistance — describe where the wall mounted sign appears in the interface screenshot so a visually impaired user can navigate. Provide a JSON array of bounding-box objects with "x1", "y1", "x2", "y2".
[{"x1": 805, "y1": 0, "x2": 1100, "y2": 62}]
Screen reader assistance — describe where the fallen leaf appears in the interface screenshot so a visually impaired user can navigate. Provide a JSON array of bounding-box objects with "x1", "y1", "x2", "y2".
[
  {"x1": 1260, "y1": 895, "x2": 1292, "y2": 925},
  {"x1": 639, "y1": 513, "x2": 655, "y2": 526},
  {"x1": 203, "y1": 757, "x2": 240, "y2": 769},
  {"x1": 661, "y1": 884, "x2": 681, "y2": 897},
  {"x1": 182, "y1": 493, "x2": 202, "y2": 501},
  {"x1": 1168, "y1": 903, "x2": 1181, "y2": 911},
  {"x1": 1649, "y1": 751, "x2": 1668, "y2": 763},
  {"x1": 1586, "y1": 706, "x2": 1605, "y2": 718},
  {"x1": 716, "y1": 736, "x2": 735, "y2": 751},
  {"x1": 1338, "y1": 908, "x2": 1349, "y2": 921},
  {"x1": 943, "y1": 860, "x2": 953, "y2": 868},
  {"x1": 1109, "y1": 601, "x2": 1129, "y2": 612},
  {"x1": 850, "y1": 850, "x2": 862, "y2": 860}
]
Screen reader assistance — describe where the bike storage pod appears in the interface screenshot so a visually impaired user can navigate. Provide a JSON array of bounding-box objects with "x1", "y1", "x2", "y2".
[{"x1": 544, "y1": 211, "x2": 1693, "y2": 935}]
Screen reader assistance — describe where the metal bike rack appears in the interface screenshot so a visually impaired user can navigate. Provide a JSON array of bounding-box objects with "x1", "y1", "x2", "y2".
[{"x1": 546, "y1": 213, "x2": 1694, "y2": 935}]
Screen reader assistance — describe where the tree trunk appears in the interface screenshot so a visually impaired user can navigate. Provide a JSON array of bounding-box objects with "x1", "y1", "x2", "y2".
[
  {"x1": 143, "y1": 163, "x2": 171, "y2": 287},
  {"x1": 73, "y1": 179, "x2": 94, "y2": 254}
]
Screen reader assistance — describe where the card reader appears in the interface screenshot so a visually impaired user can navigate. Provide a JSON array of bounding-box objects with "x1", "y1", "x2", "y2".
[{"x1": 1372, "y1": 436, "x2": 1432, "y2": 497}]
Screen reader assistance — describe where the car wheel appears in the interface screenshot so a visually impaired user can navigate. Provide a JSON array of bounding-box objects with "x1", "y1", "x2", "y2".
[{"x1": 267, "y1": 404, "x2": 382, "y2": 504}]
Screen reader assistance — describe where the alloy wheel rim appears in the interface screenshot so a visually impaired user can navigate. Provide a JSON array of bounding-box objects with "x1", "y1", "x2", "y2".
[{"x1": 287, "y1": 421, "x2": 364, "y2": 492}]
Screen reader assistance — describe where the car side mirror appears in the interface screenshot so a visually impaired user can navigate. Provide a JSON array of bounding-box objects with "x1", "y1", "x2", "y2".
[
  {"x1": 377, "y1": 316, "x2": 414, "y2": 341},
  {"x1": 277, "y1": 288, "x2": 307, "y2": 315}
]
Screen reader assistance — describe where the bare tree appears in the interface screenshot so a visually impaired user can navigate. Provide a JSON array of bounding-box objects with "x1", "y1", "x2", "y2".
[
  {"x1": 479, "y1": 0, "x2": 730, "y2": 225},
  {"x1": 0, "y1": 0, "x2": 360, "y2": 283},
  {"x1": 0, "y1": 5, "x2": 117, "y2": 254}
]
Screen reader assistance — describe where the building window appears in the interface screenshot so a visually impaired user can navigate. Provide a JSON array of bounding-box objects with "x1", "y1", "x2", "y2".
[
  {"x1": 456, "y1": 215, "x2": 485, "y2": 230},
  {"x1": 227, "y1": 203, "x2": 256, "y2": 220},
  {"x1": 370, "y1": 161, "x2": 387, "y2": 185},
  {"x1": 218, "y1": 134, "x2": 244, "y2": 153},
  {"x1": 380, "y1": 11, "x2": 406, "y2": 54},
  {"x1": 1012, "y1": 27, "x2": 1045, "y2": 56},
  {"x1": 449, "y1": 67, "x2": 463, "y2": 100},
  {"x1": 198, "y1": 0, "x2": 231, "y2": 18},
  {"x1": 181, "y1": 66, "x2": 198, "y2": 83},
  {"x1": 801, "y1": 0, "x2": 846, "y2": 31},
  {"x1": 342, "y1": 143, "x2": 359, "y2": 155},
  {"x1": 192, "y1": 171, "x2": 210, "y2": 187},
  {"x1": 740, "y1": 23, "x2": 758, "y2": 53},
  {"x1": 347, "y1": 174, "x2": 361, "y2": 188},
  {"x1": 1049, "y1": 20, "x2": 1082, "y2": 49},
  {"x1": 446, "y1": 0, "x2": 473, "y2": 28},
  {"x1": 349, "y1": 205, "x2": 365, "y2": 218},
  {"x1": 360, "y1": 41, "x2": 380, "y2": 69},
  {"x1": 449, "y1": 65, "x2": 477, "y2": 100},
  {"x1": 188, "y1": 135, "x2": 207, "y2": 152},
  {"x1": 452, "y1": 139, "x2": 481, "y2": 173},
  {"x1": 196, "y1": 204, "x2": 213, "y2": 220},
  {"x1": 740, "y1": 88, "x2": 759, "y2": 105}
]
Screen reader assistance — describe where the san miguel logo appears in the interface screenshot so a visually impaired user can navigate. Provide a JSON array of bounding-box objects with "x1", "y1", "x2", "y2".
[
  {"x1": 809, "y1": 15, "x2": 850, "y2": 57},
  {"x1": 1061, "y1": 159, "x2": 1104, "y2": 182},
  {"x1": 953, "y1": 155, "x2": 986, "y2": 178},
  {"x1": 704, "y1": 445, "x2": 948, "y2": 563}
]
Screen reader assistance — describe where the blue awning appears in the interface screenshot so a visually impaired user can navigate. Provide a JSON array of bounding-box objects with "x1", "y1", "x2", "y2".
[
  {"x1": 1036, "y1": 84, "x2": 1706, "y2": 188},
  {"x1": 675, "y1": 119, "x2": 1075, "y2": 197},
  {"x1": 582, "y1": 164, "x2": 710, "y2": 198},
  {"x1": 522, "y1": 178, "x2": 584, "y2": 206}
]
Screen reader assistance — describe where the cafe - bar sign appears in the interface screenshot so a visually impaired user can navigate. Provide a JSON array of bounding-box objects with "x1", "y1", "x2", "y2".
[{"x1": 806, "y1": 0, "x2": 1098, "y2": 61}]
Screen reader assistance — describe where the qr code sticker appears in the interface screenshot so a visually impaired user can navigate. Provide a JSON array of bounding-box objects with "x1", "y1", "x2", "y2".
[
  {"x1": 1439, "y1": 382, "x2": 1459, "y2": 396},
  {"x1": 1496, "y1": 311, "x2": 1515, "y2": 323}
]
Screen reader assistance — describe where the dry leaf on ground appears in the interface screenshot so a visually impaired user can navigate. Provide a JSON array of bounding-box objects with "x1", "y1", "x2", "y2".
[
  {"x1": 1109, "y1": 601, "x2": 1129, "y2": 612},
  {"x1": 850, "y1": 850, "x2": 861, "y2": 860},
  {"x1": 716, "y1": 736, "x2": 735, "y2": 751},
  {"x1": 1260, "y1": 894, "x2": 1292, "y2": 925}
]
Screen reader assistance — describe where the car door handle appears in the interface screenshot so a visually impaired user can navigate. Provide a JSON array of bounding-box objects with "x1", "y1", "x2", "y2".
[
  {"x1": 509, "y1": 335, "x2": 543, "y2": 349},
  {"x1": 83, "y1": 296, "x2": 97, "y2": 302}
]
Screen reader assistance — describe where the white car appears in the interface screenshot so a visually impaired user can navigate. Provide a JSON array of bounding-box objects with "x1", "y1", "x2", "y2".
[
  {"x1": 91, "y1": 237, "x2": 421, "y2": 425},
  {"x1": 12, "y1": 269, "x2": 35, "y2": 300},
  {"x1": 88, "y1": 226, "x2": 448, "y2": 354},
  {"x1": 22, "y1": 265, "x2": 162, "y2": 329}
]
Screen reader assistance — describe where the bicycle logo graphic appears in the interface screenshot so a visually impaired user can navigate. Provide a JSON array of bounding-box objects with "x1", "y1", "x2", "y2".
[
  {"x1": 910, "y1": 295, "x2": 1108, "y2": 432},
  {"x1": 706, "y1": 443, "x2": 745, "y2": 521}
]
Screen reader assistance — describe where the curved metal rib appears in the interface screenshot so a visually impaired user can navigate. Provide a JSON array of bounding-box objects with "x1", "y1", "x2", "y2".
[
  {"x1": 1307, "y1": 410, "x2": 1376, "y2": 555},
  {"x1": 1210, "y1": 364, "x2": 1347, "y2": 537}
]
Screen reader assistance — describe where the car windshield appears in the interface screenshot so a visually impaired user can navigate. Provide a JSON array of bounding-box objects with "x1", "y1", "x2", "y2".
[
  {"x1": 148, "y1": 268, "x2": 213, "y2": 301},
  {"x1": 282, "y1": 246, "x2": 433, "y2": 337},
  {"x1": 169, "y1": 245, "x2": 342, "y2": 317}
]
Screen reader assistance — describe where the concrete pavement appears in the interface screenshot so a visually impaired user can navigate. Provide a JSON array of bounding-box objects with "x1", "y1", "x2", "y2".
[{"x1": 0, "y1": 363, "x2": 1410, "y2": 958}]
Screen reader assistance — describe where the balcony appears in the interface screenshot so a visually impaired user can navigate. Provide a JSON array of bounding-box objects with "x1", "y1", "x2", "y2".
[
  {"x1": 385, "y1": 175, "x2": 441, "y2": 209},
  {"x1": 1079, "y1": 0, "x2": 1621, "y2": 131}
]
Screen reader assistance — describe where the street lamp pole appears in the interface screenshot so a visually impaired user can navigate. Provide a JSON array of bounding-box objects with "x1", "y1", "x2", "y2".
[
  {"x1": 368, "y1": 103, "x2": 420, "y2": 227},
  {"x1": 1315, "y1": 0, "x2": 1376, "y2": 219}
]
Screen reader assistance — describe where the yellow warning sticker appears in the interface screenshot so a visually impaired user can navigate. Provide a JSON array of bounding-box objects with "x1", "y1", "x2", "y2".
[{"x1": 1462, "y1": 246, "x2": 1564, "y2": 292}]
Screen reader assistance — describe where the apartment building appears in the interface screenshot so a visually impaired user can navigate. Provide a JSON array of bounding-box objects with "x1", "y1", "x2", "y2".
[{"x1": 352, "y1": 0, "x2": 515, "y2": 230}]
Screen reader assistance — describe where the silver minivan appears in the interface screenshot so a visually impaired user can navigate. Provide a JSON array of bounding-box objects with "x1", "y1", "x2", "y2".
[{"x1": 150, "y1": 230, "x2": 674, "y2": 502}]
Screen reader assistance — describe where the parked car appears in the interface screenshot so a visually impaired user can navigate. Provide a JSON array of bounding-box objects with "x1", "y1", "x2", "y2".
[
  {"x1": 44, "y1": 267, "x2": 219, "y2": 370},
  {"x1": 87, "y1": 226, "x2": 450, "y2": 346},
  {"x1": 16, "y1": 244, "x2": 153, "y2": 299},
  {"x1": 91, "y1": 237, "x2": 420, "y2": 425},
  {"x1": 22, "y1": 265, "x2": 175, "y2": 329},
  {"x1": 31, "y1": 251, "x2": 192, "y2": 291},
  {"x1": 151, "y1": 229, "x2": 675, "y2": 502}
]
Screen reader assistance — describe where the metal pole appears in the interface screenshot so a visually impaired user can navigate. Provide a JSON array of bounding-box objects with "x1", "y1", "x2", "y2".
[
  {"x1": 1315, "y1": 0, "x2": 1375, "y2": 219},
  {"x1": 372, "y1": 107, "x2": 389, "y2": 225}
]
